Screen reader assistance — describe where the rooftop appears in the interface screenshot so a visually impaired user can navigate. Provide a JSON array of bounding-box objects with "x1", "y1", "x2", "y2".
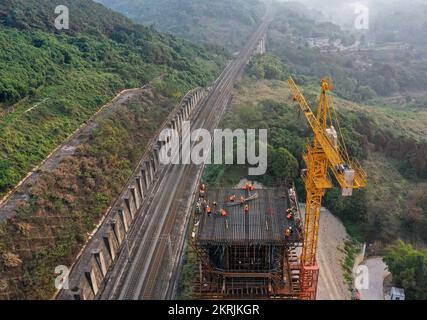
[{"x1": 195, "y1": 188, "x2": 301, "y2": 245}]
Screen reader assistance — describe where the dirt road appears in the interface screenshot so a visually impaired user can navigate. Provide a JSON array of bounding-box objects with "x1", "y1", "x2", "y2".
[{"x1": 300, "y1": 204, "x2": 351, "y2": 300}]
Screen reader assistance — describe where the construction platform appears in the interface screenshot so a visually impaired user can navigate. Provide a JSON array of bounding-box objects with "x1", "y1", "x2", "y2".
[
  {"x1": 192, "y1": 187, "x2": 304, "y2": 299},
  {"x1": 196, "y1": 188, "x2": 302, "y2": 245}
]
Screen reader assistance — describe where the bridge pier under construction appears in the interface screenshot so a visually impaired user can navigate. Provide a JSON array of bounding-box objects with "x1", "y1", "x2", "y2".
[{"x1": 191, "y1": 187, "x2": 304, "y2": 299}]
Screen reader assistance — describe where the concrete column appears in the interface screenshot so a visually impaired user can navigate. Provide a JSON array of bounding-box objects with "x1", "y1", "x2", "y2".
[
  {"x1": 174, "y1": 115, "x2": 180, "y2": 132},
  {"x1": 103, "y1": 230, "x2": 119, "y2": 261},
  {"x1": 188, "y1": 99, "x2": 192, "y2": 112},
  {"x1": 136, "y1": 176, "x2": 144, "y2": 200},
  {"x1": 110, "y1": 216, "x2": 124, "y2": 245},
  {"x1": 155, "y1": 148, "x2": 161, "y2": 169},
  {"x1": 151, "y1": 156, "x2": 156, "y2": 176},
  {"x1": 124, "y1": 196, "x2": 135, "y2": 220},
  {"x1": 181, "y1": 106, "x2": 186, "y2": 120},
  {"x1": 157, "y1": 141, "x2": 165, "y2": 165},
  {"x1": 141, "y1": 168, "x2": 149, "y2": 190},
  {"x1": 118, "y1": 208, "x2": 129, "y2": 232},
  {"x1": 92, "y1": 249, "x2": 108, "y2": 276},
  {"x1": 79, "y1": 274, "x2": 95, "y2": 300},
  {"x1": 145, "y1": 160, "x2": 154, "y2": 183},
  {"x1": 85, "y1": 266, "x2": 100, "y2": 296},
  {"x1": 184, "y1": 105, "x2": 189, "y2": 119},
  {"x1": 177, "y1": 112, "x2": 182, "y2": 131},
  {"x1": 130, "y1": 186, "x2": 140, "y2": 209},
  {"x1": 151, "y1": 152, "x2": 157, "y2": 173}
]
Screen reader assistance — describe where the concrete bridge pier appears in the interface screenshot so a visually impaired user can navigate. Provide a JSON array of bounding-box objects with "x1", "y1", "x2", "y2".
[
  {"x1": 103, "y1": 228, "x2": 119, "y2": 261},
  {"x1": 150, "y1": 155, "x2": 157, "y2": 176},
  {"x1": 84, "y1": 256, "x2": 103, "y2": 297},
  {"x1": 189, "y1": 96, "x2": 194, "y2": 111},
  {"x1": 135, "y1": 176, "x2": 144, "y2": 201},
  {"x1": 171, "y1": 119, "x2": 177, "y2": 132},
  {"x1": 92, "y1": 248, "x2": 110, "y2": 277},
  {"x1": 156, "y1": 141, "x2": 166, "y2": 166},
  {"x1": 118, "y1": 208, "x2": 130, "y2": 232},
  {"x1": 123, "y1": 195, "x2": 136, "y2": 221},
  {"x1": 145, "y1": 160, "x2": 154, "y2": 184},
  {"x1": 109, "y1": 215, "x2": 125, "y2": 245},
  {"x1": 128, "y1": 186, "x2": 141, "y2": 212},
  {"x1": 177, "y1": 112, "x2": 183, "y2": 131},
  {"x1": 184, "y1": 104, "x2": 189, "y2": 120}
]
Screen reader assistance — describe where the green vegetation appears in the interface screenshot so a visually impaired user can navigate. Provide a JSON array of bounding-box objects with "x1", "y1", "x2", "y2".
[
  {"x1": 342, "y1": 239, "x2": 361, "y2": 290},
  {"x1": 203, "y1": 73, "x2": 303, "y2": 186},
  {"x1": 384, "y1": 240, "x2": 427, "y2": 300},
  {"x1": 247, "y1": 53, "x2": 288, "y2": 80},
  {"x1": 177, "y1": 246, "x2": 198, "y2": 300},
  {"x1": 0, "y1": 0, "x2": 226, "y2": 197},
  {"x1": 0, "y1": 86, "x2": 176, "y2": 299},
  {"x1": 97, "y1": 0, "x2": 266, "y2": 50}
]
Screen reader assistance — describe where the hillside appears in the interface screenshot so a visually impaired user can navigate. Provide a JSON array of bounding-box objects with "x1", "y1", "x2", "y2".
[
  {"x1": 0, "y1": 0, "x2": 226, "y2": 197},
  {"x1": 96, "y1": 0, "x2": 266, "y2": 50}
]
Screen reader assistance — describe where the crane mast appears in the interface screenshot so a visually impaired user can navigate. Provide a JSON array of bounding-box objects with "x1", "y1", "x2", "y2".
[{"x1": 288, "y1": 77, "x2": 367, "y2": 300}]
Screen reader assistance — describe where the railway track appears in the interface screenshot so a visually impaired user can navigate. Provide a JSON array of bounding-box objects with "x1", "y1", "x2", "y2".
[{"x1": 98, "y1": 16, "x2": 271, "y2": 300}]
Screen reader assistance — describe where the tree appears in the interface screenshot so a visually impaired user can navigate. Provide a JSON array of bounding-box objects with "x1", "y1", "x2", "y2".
[
  {"x1": 384, "y1": 240, "x2": 427, "y2": 300},
  {"x1": 270, "y1": 147, "x2": 299, "y2": 182}
]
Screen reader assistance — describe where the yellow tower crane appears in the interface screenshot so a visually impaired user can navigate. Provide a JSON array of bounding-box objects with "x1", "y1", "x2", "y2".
[{"x1": 288, "y1": 77, "x2": 367, "y2": 300}]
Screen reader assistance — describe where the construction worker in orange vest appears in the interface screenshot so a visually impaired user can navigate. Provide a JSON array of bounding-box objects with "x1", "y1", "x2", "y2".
[
  {"x1": 220, "y1": 209, "x2": 227, "y2": 217},
  {"x1": 244, "y1": 204, "x2": 249, "y2": 214},
  {"x1": 207, "y1": 205, "x2": 212, "y2": 215},
  {"x1": 240, "y1": 196, "x2": 245, "y2": 205},
  {"x1": 229, "y1": 194, "x2": 236, "y2": 202}
]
